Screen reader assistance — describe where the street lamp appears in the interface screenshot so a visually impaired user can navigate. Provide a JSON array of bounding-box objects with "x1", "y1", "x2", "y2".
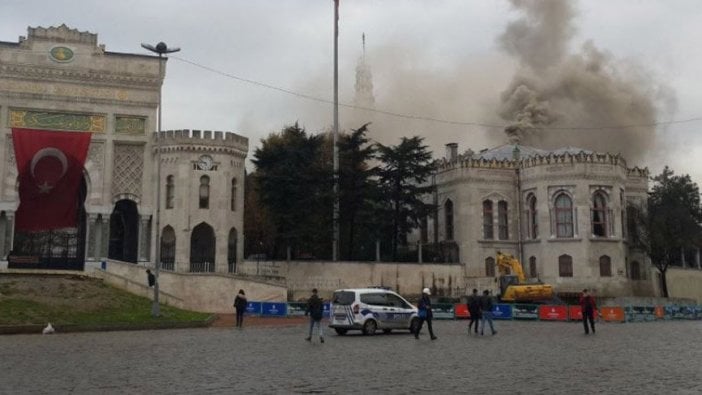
[{"x1": 141, "y1": 41, "x2": 180, "y2": 317}]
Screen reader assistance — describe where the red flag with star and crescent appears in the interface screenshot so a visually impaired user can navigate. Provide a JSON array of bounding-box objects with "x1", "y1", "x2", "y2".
[{"x1": 12, "y1": 128, "x2": 92, "y2": 232}]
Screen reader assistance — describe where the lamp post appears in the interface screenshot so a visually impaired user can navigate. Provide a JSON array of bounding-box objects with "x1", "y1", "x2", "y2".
[{"x1": 141, "y1": 41, "x2": 180, "y2": 317}]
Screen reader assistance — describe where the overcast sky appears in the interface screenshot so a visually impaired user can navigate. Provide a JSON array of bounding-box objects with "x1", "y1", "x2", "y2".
[{"x1": 2, "y1": 0, "x2": 701, "y2": 182}]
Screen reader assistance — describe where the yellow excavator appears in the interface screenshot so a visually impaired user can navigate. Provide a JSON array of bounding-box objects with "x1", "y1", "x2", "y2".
[{"x1": 496, "y1": 252, "x2": 554, "y2": 303}]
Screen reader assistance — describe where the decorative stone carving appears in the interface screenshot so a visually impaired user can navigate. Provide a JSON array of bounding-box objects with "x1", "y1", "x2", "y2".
[
  {"x1": 10, "y1": 109, "x2": 105, "y2": 133},
  {"x1": 115, "y1": 116, "x2": 146, "y2": 135},
  {"x1": 112, "y1": 144, "x2": 144, "y2": 198},
  {"x1": 87, "y1": 142, "x2": 104, "y2": 174}
]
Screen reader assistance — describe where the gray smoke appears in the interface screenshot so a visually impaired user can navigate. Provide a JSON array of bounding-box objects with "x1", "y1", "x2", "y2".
[{"x1": 498, "y1": 0, "x2": 675, "y2": 162}]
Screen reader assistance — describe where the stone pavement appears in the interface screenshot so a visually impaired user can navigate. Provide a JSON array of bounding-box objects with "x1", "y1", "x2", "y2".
[{"x1": 1, "y1": 320, "x2": 700, "y2": 394}]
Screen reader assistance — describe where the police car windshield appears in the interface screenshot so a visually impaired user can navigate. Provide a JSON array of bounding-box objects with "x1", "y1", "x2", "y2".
[{"x1": 332, "y1": 291, "x2": 355, "y2": 305}]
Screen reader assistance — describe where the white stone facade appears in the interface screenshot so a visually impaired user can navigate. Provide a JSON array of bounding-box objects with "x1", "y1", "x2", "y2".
[
  {"x1": 0, "y1": 25, "x2": 247, "y2": 273},
  {"x1": 423, "y1": 143, "x2": 654, "y2": 297}
]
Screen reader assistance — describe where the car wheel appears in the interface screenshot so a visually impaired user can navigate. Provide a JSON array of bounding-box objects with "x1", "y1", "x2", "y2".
[
  {"x1": 334, "y1": 328, "x2": 348, "y2": 336},
  {"x1": 409, "y1": 318, "x2": 420, "y2": 334},
  {"x1": 383, "y1": 329, "x2": 392, "y2": 334},
  {"x1": 362, "y1": 320, "x2": 377, "y2": 336}
]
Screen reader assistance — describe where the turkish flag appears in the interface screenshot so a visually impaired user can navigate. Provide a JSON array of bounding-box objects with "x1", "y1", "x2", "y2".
[{"x1": 12, "y1": 128, "x2": 92, "y2": 231}]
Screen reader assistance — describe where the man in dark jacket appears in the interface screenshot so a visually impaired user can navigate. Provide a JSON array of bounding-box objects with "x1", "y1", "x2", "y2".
[
  {"x1": 467, "y1": 288, "x2": 481, "y2": 334},
  {"x1": 146, "y1": 269, "x2": 155, "y2": 287},
  {"x1": 305, "y1": 288, "x2": 324, "y2": 343},
  {"x1": 414, "y1": 288, "x2": 437, "y2": 340},
  {"x1": 480, "y1": 290, "x2": 497, "y2": 335},
  {"x1": 579, "y1": 289, "x2": 597, "y2": 334}
]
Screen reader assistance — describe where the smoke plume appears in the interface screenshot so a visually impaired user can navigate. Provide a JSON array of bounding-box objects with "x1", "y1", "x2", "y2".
[{"x1": 498, "y1": 0, "x2": 675, "y2": 162}]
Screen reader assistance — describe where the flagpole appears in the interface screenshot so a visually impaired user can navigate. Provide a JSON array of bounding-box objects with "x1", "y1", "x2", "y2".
[
  {"x1": 141, "y1": 42, "x2": 180, "y2": 318},
  {"x1": 332, "y1": 0, "x2": 340, "y2": 262}
]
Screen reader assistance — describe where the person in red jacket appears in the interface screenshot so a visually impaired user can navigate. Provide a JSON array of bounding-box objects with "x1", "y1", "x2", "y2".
[{"x1": 579, "y1": 289, "x2": 597, "y2": 334}]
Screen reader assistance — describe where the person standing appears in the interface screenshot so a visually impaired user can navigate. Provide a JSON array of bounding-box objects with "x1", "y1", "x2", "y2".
[
  {"x1": 414, "y1": 288, "x2": 437, "y2": 340},
  {"x1": 467, "y1": 288, "x2": 481, "y2": 335},
  {"x1": 579, "y1": 288, "x2": 597, "y2": 334},
  {"x1": 480, "y1": 290, "x2": 497, "y2": 335},
  {"x1": 233, "y1": 289, "x2": 247, "y2": 328},
  {"x1": 305, "y1": 288, "x2": 324, "y2": 343},
  {"x1": 146, "y1": 269, "x2": 155, "y2": 287}
]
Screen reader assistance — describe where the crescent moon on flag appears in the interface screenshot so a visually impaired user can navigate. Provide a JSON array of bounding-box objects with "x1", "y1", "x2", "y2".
[{"x1": 30, "y1": 147, "x2": 68, "y2": 180}]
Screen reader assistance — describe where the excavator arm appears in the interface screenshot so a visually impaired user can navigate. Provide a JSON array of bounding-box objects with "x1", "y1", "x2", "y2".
[{"x1": 496, "y1": 252, "x2": 526, "y2": 283}]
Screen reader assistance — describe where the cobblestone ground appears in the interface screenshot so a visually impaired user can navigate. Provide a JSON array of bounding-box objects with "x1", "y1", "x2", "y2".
[{"x1": 1, "y1": 320, "x2": 700, "y2": 394}]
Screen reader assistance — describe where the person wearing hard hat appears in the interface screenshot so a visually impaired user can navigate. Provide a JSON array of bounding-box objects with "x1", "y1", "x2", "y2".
[{"x1": 414, "y1": 287, "x2": 437, "y2": 340}]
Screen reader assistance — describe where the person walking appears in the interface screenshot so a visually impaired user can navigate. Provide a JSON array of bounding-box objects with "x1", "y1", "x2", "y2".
[
  {"x1": 480, "y1": 290, "x2": 497, "y2": 336},
  {"x1": 305, "y1": 288, "x2": 324, "y2": 343},
  {"x1": 579, "y1": 288, "x2": 597, "y2": 334},
  {"x1": 467, "y1": 288, "x2": 481, "y2": 335},
  {"x1": 414, "y1": 288, "x2": 437, "y2": 340},
  {"x1": 233, "y1": 289, "x2": 247, "y2": 328}
]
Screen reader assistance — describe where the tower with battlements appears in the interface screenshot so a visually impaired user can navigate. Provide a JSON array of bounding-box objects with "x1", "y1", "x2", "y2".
[{"x1": 0, "y1": 25, "x2": 248, "y2": 272}]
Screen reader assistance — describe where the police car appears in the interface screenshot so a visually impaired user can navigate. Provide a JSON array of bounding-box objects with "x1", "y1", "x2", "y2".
[{"x1": 329, "y1": 288, "x2": 419, "y2": 335}]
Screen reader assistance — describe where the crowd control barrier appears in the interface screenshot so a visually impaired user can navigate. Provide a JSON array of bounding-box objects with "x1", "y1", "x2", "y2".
[
  {"x1": 261, "y1": 302, "x2": 287, "y2": 317},
  {"x1": 491, "y1": 304, "x2": 513, "y2": 320},
  {"x1": 600, "y1": 306, "x2": 626, "y2": 322},
  {"x1": 454, "y1": 303, "x2": 470, "y2": 319},
  {"x1": 538, "y1": 305, "x2": 568, "y2": 321},
  {"x1": 512, "y1": 304, "x2": 539, "y2": 320},
  {"x1": 245, "y1": 301, "x2": 262, "y2": 315},
  {"x1": 242, "y1": 301, "x2": 702, "y2": 323},
  {"x1": 624, "y1": 305, "x2": 656, "y2": 322},
  {"x1": 432, "y1": 304, "x2": 455, "y2": 320}
]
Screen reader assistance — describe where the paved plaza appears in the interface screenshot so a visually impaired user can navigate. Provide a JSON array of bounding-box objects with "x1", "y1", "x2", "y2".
[{"x1": 1, "y1": 320, "x2": 700, "y2": 394}]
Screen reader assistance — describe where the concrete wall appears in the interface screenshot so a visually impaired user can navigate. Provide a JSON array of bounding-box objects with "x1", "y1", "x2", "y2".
[
  {"x1": 661, "y1": 268, "x2": 702, "y2": 303},
  {"x1": 102, "y1": 260, "x2": 287, "y2": 313},
  {"x1": 236, "y1": 260, "x2": 465, "y2": 301}
]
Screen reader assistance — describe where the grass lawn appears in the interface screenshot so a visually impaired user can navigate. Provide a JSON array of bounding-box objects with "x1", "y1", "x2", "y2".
[{"x1": 0, "y1": 274, "x2": 210, "y2": 326}]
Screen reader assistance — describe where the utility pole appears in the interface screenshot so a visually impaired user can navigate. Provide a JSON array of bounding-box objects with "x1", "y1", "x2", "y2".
[
  {"x1": 332, "y1": 0, "x2": 340, "y2": 261},
  {"x1": 141, "y1": 41, "x2": 180, "y2": 317}
]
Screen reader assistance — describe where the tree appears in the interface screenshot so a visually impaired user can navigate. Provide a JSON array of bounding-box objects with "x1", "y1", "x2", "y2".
[
  {"x1": 628, "y1": 166, "x2": 702, "y2": 297},
  {"x1": 338, "y1": 123, "x2": 378, "y2": 260},
  {"x1": 375, "y1": 136, "x2": 435, "y2": 260},
  {"x1": 251, "y1": 123, "x2": 332, "y2": 259}
]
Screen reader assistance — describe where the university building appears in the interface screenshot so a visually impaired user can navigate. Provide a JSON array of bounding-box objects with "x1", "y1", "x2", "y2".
[
  {"x1": 423, "y1": 143, "x2": 655, "y2": 297},
  {"x1": 0, "y1": 25, "x2": 247, "y2": 273}
]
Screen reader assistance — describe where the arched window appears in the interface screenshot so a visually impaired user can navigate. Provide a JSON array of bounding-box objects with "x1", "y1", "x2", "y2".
[
  {"x1": 599, "y1": 255, "x2": 612, "y2": 277},
  {"x1": 630, "y1": 260, "x2": 641, "y2": 280},
  {"x1": 444, "y1": 199, "x2": 454, "y2": 240},
  {"x1": 529, "y1": 256, "x2": 537, "y2": 278},
  {"x1": 166, "y1": 175, "x2": 175, "y2": 209},
  {"x1": 485, "y1": 257, "x2": 496, "y2": 277},
  {"x1": 199, "y1": 175, "x2": 210, "y2": 209},
  {"x1": 558, "y1": 254, "x2": 573, "y2": 277},
  {"x1": 592, "y1": 191, "x2": 608, "y2": 237},
  {"x1": 161, "y1": 225, "x2": 176, "y2": 270},
  {"x1": 227, "y1": 228, "x2": 237, "y2": 273},
  {"x1": 526, "y1": 194, "x2": 538, "y2": 239},
  {"x1": 230, "y1": 178, "x2": 237, "y2": 211},
  {"x1": 555, "y1": 193, "x2": 574, "y2": 238},
  {"x1": 483, "y1": 200, "x2": 494, "y2": 239},
  {"x1": 498, "y1": 200, "x2": 509, "y2": 240}
]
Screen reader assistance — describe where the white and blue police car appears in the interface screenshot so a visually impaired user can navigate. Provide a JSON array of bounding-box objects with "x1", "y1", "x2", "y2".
[{"x1": 329, "y1": 288, "x2": 419, "y2": 335}]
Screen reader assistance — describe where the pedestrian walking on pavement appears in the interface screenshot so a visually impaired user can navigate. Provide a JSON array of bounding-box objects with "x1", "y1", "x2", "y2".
[
  {"x1": 579, "y1": 288, "x2": 597, "y2": 335},
  {"x1": 305, "y1": 288, "x2": 325, "y2": 343},
  {"x1": 414, "y1": 288, "x2": 437, "y2": 340},
  {"x1": 480, "y1": 290, "x2": 497, "y2": 335},
  {"x1": 467, "y1": 288, "x2": 481, "y2": 334},
  {"x1": 233, "y1": 289, "x2": 247, "y2": 328}
]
